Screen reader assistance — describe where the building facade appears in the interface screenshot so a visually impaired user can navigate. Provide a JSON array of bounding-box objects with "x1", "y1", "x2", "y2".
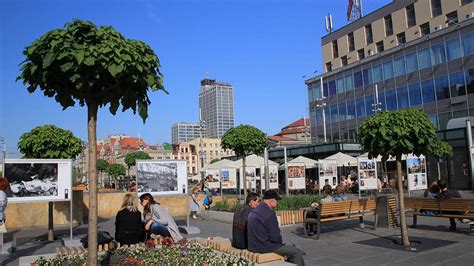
[
  {"x1": 172, "y1": 142, "x2": 198, "y2": 176},
  {"x1": 199, "y1": 78, "x2": 235, "y2": 138},
  {"x1": 171, "y1": 122, "x2": 201, "y2": 145},
  {"x1": 306, "y1": 0, "x2": 474, "y2": 189},
  {"x1": 189, "y1": 137, "x2": 236, "y2": 172}
]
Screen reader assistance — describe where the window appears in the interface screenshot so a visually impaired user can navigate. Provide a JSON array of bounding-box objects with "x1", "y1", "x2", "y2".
[
  {"x1": 365, "y1": 24, "x2": 373, "y2": 44},
  {"x1": 408, "y1": 83, "x2": 422, "y2": 106},
  {"x1": 332, "y1": 40, "x2": 339, "y2": 58},
  {"x1": 397, "y1": 86, "x2": 409, "y2": 109},
  {"x1": 462, "y1": 32, "x2": 474, "y2": 56},
  {"x1": 446, "y1": 37, "x2": 462, "y2": 60},
  {"x1": 363, "y1": 68, "x2": 372, "y2": 85},
  {"x1": 449, "y1": 71, "x2": 466, "y2": 97},
  {"x1": 328, "y1": 80, "x2": 337, "y2": 95},
  {"x1": 323, "y1": 81, "x2": 329, "y2": 97},
  {"x1": 435, "y1": 76, "x2": 450, "y2": 100},
  {"x1": 420, "y1": 22, "x2": 430, "y2": 35},
  {"x1": 372, "y1": 64, "x2": 383, "y2": 83},
  {"x1": 431, "y1": 42, "x2": 446, "y2": 65},
  {"x1": 383, "y1": 60, "x2": 394, "y2": 80},
  {"x1": 406, "y1": 4, "x2": 416, "y2": 27},
  {"x1": 384, "y1": 15, "x2": 393, "y2": 36},
  {"x1": 376, "y1": 41, "x2": 384, "y2": 53},
  {"x1": 326, "y1": 62, "x2": 333, "y2": 72},
  {"x1": 418, "y1": 48, "x2": 432, "y2": 69},
  {"x1": 428, "y1": 114, "x2": 438, "y2": 127},
  {"x1": 466, "y1": 68, "x2": 474, "y2": 94},
  {"x1": 346, "y1": 100, "x2": 356, "y2": 119},
  {"x1": 341, "y1": 56, "x2": 348, "y2": 66},
  {"x1": 446, "y1": 11, "x2": 458, "y2": 25},
  {"x1": 336, "y1": 77, "x2": 345, "y2": 93},
  {"x1": 438, "y1": 112, "x2": 452, "y2": 130},
  {"x1": 354, "y1": 71, "x2": 363, "y2": 88},
  {"x1": 345, "y1": 74, "x2": 354, "y2": 91},
  {"x1": 358, "y1": 49, "x2": 365, "y2": 60},
  {"x1": 406, "y1": 52, "x2": 418, "y2": 73},
  {"x1": 396, "y1": 32, "x2": 406, "y2": 44},
  {"x1": 431, "y1": 0, "x2": 442, "y2": 17},
  {"x1": 462, "y1": 0, "x2": 473, "y2": 5},
  {"x1": 356, "y1": 97, "x2": 366, "y2": 117},
  {"x1": 348, "y1": 33, "x2": 355, "y2": 52},
  {"x1": 365, "y1": 95, "x2": 375, "y2": 116},
  {"x1": 338, "y1": 102, "x2": 347, "y2": 121},
  {"x1": 330, "y1": 105, "x2": 338, "y2": 123},
  {"x1": 393, "y1": 57, "x2": 406, "y2": 77},
  {"x1": 421, "y1": 79, "x2": 436, "y2": 103},
  {"x1": 385, "y1": 89, "x2": 397, "y2": 110}
]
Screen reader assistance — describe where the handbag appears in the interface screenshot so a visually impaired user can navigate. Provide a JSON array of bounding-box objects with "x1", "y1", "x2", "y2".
[{"x1": 0, "y1": 222, "x2": 7, "y2": 234}]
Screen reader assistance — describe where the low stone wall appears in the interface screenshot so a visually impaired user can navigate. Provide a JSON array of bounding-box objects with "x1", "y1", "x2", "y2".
[
  {"x1": 5, "y1": 191, "x2": 83, "y2": 230},
  {"x1": 5, "y1": 191, "x2": 240, "y2": 229}
]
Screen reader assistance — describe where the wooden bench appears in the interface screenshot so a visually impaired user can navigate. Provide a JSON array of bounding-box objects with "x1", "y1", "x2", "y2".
[
  {"x1": 404, "y1": 197, "x2": 474, "y2": 229},
  {"x1": 195, "y1": 237, "x2": 285, "y2": 264},
  {"x1": 303, "y1": 198, "x2": 377, "y2": 239}
]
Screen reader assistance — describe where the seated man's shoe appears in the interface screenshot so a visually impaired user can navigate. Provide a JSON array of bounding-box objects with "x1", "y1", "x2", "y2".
[{"x1": 449, "y1": 225, "x2": 457, "y2": 231}]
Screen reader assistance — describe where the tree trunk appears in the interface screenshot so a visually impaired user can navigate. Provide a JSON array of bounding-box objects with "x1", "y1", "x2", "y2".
[
  {"x1": 396, "y1": 155, "x2": 410, "y2": 246},
  {"x1": 47, "y1": 202, "x2": 54, "y2": 241},
  {"x1": 242, "y1": 156, "x2": 247, "y2": 200},
  {"x1": 87, "y1": 103, "x2": 99, "y2": 265},
  {"x1": 437, "y1": 160, "x2": 441, "y2": 180}
]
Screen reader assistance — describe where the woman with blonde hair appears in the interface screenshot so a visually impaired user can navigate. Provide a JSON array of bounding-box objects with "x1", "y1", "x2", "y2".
[{"x1": 115, "y1": 194, "x2": 144, "y2": 245}]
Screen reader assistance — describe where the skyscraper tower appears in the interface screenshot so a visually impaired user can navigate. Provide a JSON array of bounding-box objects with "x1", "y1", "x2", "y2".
[{"x1": 199, "y1": 77, "x2": 235, "y2": 138}]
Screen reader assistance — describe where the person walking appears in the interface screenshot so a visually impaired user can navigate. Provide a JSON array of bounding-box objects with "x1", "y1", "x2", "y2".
[
  {"x1": 247, "y1": 190, "x2": 305, "y2": 266},
  {"x1": 232, "y1": 192, "x2": 260, "y2": 249}
]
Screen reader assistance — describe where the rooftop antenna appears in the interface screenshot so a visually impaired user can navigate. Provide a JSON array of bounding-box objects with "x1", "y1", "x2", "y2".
[
  {"x1": 325, "y1": 13, "x2": 333, "y2": 33},
  {"x1": 205, "y1": 72, "x2": 209, "y2": 79},
  {"x1": 347, "y1": 0, "x2": 363, "y2": 22}
]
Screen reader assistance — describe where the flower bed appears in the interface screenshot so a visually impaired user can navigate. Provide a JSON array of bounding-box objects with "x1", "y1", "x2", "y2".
[{"x1": 34, "y1": 239, "x2": 252, "y2": 265}]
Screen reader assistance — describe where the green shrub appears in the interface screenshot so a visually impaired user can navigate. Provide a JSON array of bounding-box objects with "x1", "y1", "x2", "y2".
[
  {"x1": 213, "y1": 199, "x2": 241, "y2": 212},
  {"x1": 275, "y1": 195, "x2": 321, "y2": 211}
]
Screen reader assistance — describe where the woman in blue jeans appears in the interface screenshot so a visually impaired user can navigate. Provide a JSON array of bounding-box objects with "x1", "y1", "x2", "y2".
[{"x1": 139, "y1": 193, "x2": 183, "y2": 242}]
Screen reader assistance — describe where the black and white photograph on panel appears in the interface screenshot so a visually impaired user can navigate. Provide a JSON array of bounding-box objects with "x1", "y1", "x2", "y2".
[
  {"x1": 136, "y1": 160, "x2": 188, "y2": 195},
  {"x1": 4, "y1": 159, "x2": 72, "y2": 202}
]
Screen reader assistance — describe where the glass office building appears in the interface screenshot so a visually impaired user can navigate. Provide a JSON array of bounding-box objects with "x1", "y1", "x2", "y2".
[{"x1": 306, "y1": 0, "x2": 474, "y2": 189}]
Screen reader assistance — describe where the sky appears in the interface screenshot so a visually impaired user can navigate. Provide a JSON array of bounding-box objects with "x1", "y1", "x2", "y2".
[{"x1": 0, "y1": 0, "x2": 391, "y2": 158}]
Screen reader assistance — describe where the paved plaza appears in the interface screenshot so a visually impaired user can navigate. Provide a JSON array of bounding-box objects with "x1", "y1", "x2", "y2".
[{"x1": 1, "y1": 211, "x2": 473, "y2": 265}]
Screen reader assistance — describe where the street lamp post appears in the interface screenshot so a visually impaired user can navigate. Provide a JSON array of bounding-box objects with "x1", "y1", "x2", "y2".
[
  {"x1": 316, "y1": 76, "x2": 327, "y2": 143},
  {"x1": 199, "y1": 108, "x2": 206, "y2": 188},
  {"x1": 371, "y1": 84, "x2": 382, "y2": 114}
]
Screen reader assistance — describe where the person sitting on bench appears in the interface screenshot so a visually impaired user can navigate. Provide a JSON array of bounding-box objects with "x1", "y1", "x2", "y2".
[{"x1": 232, "y1": 192, "x2": 260, "y2": 249}]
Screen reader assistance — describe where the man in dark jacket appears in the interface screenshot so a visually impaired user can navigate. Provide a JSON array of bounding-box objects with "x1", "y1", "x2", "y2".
[
  {"x1": 247, "y1": 190, "x2": 305, "y2": 266},
  {"x1": 232, "y1": 192, "x2": 260, "y2": 249},
  {"x1": 437, "y1": 179, "x2": 462, "y2": 231}
]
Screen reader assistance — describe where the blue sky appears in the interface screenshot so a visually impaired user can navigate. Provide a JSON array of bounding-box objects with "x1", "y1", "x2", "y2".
[{"x1": 0, "y1": 0, "x2": 390, "y2": 158}]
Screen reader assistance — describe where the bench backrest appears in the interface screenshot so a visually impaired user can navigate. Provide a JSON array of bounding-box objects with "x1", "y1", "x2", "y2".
[
  {"x1": 320, "y1": 198, "x2": 376, "y2": 216},
  {"x1": 404, "y1": 197, "x2": 474, "y2": 212}
]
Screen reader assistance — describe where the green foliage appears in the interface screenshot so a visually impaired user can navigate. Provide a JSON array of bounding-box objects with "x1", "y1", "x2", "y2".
[
  {"x1": 275, "y1": 195, "x2": 321, "y2": 211},
  {"x1": 213, "y1": 199, "x2": 241, "y2": 212},
  {"x1": 221, "y1": 125, "x2": 267, "y2": 157},
  {"x1": 429, "y1": 140, "x2": 453, "y2": 160},
  {"x1": 124, "y1": 151, "x2": 151, "y2": 167},
  {"x1": 106, "y1": 163, "x2": 126, "y2": 178},
  {"x1": 17, "y1": 19, "x2": 166, "y2": 122},
  {"x1": 34, "y1": 241, "x2": 252, "y2": 265},
  {"x1": 358, "y1": 109, "x2": 437, "y2": 159},
  {"x1": 18, "y1": 125, "x2": 83, "y2": 159},
  {"x1": 96, "y1": 159, "x2": 109, "y2": 172},
  {"x1": 210, "y1": 158, "x2": 221, "y2": 164}
]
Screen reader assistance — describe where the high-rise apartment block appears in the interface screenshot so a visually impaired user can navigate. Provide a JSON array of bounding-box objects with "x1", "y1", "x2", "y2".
[
  {"x1": 199, "y1": 78, "x2": 235, "y2": 138},
  {"x1": 171, "y1": 122, "x2": 201, "y2": 145}
]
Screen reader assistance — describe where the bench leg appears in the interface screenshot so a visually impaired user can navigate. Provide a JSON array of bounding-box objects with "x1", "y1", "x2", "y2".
[
  {"x1": 412, "y1": 215, "x2": 417, "y2": 228},
  {"x1": 359, "y1": 217, "x2": 365, "y2": 229},
  {"x1": 316, "y1": 222, "x2": 321, "y2": 240},
  {"x1": 374, "y1": 214, "x2": 378, "y2": 230}
]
